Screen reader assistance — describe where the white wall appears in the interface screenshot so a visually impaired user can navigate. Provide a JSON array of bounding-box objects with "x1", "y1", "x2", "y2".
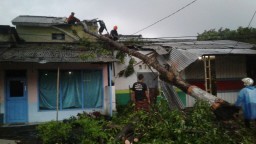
[
  {"x1": 216, "y1": 55, "x2": 246, "y2": 79},
  {"x1": 184, "y1": 55, "x2": 247, "y2": 107},
  {"x1": 217, "y1": 91, "x2": 239, "y2": 104},
  {"x1": 114, "y1": 51, "x2": 158, "y2": 90},
  {"x1": 186, "y1": 91, "x2": 239, "y2": 107}
]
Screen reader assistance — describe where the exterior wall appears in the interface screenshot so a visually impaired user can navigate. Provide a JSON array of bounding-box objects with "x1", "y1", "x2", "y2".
[
  {"x1": 16, "y1": 24, "x2": 97, "y2": 43},
  {"x1": 115, "y1": 89, "x2": 131, "y2": 105},
  {"x1": 215, "y1": 55, "x2": 246, "y2": 104},
  {"x1": 16, "y1": 26, "x2": 74, "y2": 43},
  {"x1": 70, "y1": 24, "x2": 98, "y2": 41},
  {"x1": 217, "y1": 92, "x2": 239, "y2": 104},
  {"x1": 104, "y1": 86, "x2": 116, "y2": 115},
  {"x1": 215, "y1": 55, "x2": 246, "y2": 79},
  {"x1": 184, "y1": 55, "x2": 247, "y2": 107},
  {"x1": 0, "y1": 62, "x2": 109, "y2": 123},
  {"x1": 184, "y1": 60, "x2": 204, "y2": 80}
]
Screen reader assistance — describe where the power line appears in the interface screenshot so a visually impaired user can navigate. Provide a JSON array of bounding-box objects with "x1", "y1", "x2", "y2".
[
  {"x1": 131, "y1": 0, "x2": 198, "y2": 35},
  {"x1": 248, "y1": 10, "x2": 256, "y2": 27}
]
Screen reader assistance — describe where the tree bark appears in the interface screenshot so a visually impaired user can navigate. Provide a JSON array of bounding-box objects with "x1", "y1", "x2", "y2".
[{"x1": 81, "y1": 22, "x2": 239, "y2": 119}]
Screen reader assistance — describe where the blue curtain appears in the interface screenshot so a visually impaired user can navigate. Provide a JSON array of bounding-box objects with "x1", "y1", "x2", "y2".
[
  {"x1": 39, "y1": 70, "x2": 57, "y2": 110},
  {"x1": 60, "y1": 71, "x2": 82, "y2": 109},
  {"x1": 83, "y1": 70, "x2": 103, "y2": 108},
  {"x1": 39, "y1": 70, "x2": 103, "y2": 110}
]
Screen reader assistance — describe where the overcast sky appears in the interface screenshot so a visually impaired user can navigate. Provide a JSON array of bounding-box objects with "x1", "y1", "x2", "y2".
[{"x1": 1, "y1": 0, "x2": 256, "y2": 38}]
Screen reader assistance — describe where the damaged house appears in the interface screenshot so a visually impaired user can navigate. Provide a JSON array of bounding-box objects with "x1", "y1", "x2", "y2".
[
  {"x1": 114, "y1": 39, "x2": 256, "y2": 108},
  {"x1": 0, "y1": 15, "x2": 116, "y2": 124}
]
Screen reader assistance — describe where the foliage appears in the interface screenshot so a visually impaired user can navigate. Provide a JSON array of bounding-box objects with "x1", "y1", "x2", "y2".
[
  {"x1": 115, "y1": 50, "x2": 127, "y2": 64},
  {"x1": 124, "y1": 58, "x2": 136, "y2": 77},
  {"x1": 197, "y1": 27, "x2": 256, "y2": 44},
  {"x1": 37, "y1": 112, "x2": 111, "y2": 144},
  {"x1": 79, "y1": 38, "x2": 112, "y2": 60},
  {"x1": 37, "y1": 100, "x2": 256, "y2": 144},
  {"x1": 118, "y1": 58, "x2": 136, "y2": 77},
  {"x1": 37, "y1": 121, "x2": 72, "y2": 144}
]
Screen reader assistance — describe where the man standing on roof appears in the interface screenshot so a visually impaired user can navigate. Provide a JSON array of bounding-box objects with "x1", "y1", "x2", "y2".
[
  {"x1": 235, "y1": 77, "x2": 256, "y2": 128},
  {"x1": 110, "y1": 25, "x2": 119, "y2": 41},
  {"x1": 67, "y1": 12, "x2": 80, "y2": 24},
  {"x1": 97, "y1": 20, "x2": 108, "y2": 35}
]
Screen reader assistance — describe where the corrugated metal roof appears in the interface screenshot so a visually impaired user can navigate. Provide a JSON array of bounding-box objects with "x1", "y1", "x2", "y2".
[
  {"x1": 185, "y1": 48, "x2": 256, "y2": 55},
  {"x1": 12, "y1": 15, "x2": 67, "y2": 27},
  {"x1": 142, "y1": 40, "x2": 256, "y2": 72},
  {"x1": 143, "y1": 40, "x2": 256, "y2": 55},
  {"x1": 0, "y1": 45, "x2": 117, "y2": 63}
]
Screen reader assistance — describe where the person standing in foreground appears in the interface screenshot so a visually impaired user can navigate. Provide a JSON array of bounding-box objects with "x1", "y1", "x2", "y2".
[
  {"x1": 110, "y1": 25, "x2": 119, "y2": 41},
  {"x1": 131, "y1": 74, "x2": 150, "y2": 111},
  {"x1": 235, "y1": 77, "x2": 256, "y2": 128}
]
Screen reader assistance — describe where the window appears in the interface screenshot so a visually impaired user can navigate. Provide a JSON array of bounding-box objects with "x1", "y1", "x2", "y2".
[
  {"x1": 139, "y1": 65, "x2": 142, "y2": 70},
  {"x1": 10, "y1": 80, "x2": 24, "y2": 97},
  {"x1": 52, "y1": 33, "x2": 65, "y2": 40},
  {"x1": 39, "y1": 70, "x2": 103, "y2": 110}
]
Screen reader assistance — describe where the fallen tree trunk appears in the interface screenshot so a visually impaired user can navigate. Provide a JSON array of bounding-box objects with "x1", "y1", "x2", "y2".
[{"x1": 81, "y1": 22, "x2": 239, "y2": 120}]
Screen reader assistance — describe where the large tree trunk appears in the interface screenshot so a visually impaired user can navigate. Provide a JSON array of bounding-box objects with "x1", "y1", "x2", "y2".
[{"x1": 81, "y1": 22, "x2": 239, "y2": 120}]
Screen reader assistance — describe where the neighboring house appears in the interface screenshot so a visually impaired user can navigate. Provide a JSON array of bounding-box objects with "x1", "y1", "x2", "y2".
[
  {"x1": 176, "y1": 41, "x2": 256, "y2": 106},
  {"x1": 0, "y1": 15, "x2": 117, "y2": 124},
  {"x1": 114, "y1": 39, "x2": 256, "y2": 107},
  {"x1": 11, "y1": 15, "x2": 98, "y2": 43}
]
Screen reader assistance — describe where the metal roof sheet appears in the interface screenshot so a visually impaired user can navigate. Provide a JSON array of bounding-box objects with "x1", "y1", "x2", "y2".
[
  {"x1": 185, "y1": 48, "x2": 256, "y2": 55},
  {"x1": 143, "y1": 40, "x2": 256, "y2": 55}
]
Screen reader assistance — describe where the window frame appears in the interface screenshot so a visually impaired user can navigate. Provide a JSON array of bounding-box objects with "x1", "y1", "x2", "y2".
[{"x1": 51, "y1": 33, "x2": 65, "y2": 40}]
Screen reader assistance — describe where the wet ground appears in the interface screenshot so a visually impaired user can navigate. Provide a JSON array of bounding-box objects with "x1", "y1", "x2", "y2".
[{"x1": 0, "y1": 124, "x2": 41, "y2": 144}]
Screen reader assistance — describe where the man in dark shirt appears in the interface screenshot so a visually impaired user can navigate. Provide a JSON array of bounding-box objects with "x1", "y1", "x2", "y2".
[
  {"x1": 131, "y1": 74, "x2": 150, "y2": 111},
  {"x1": 67, "y1": 12, "x2": 80, "y2": 24},
  {"x1": 110, "y1": 25, "x2": 119, "y2": 41},
  {"x1": 97, "y1": 20, "x2": 108, "y2": 35}
]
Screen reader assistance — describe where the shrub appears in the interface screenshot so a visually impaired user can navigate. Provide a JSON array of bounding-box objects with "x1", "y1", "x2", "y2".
[
  {"x1": 37, "y1": 100, "x2": 256, "y2": 143},
  {"x1": 37, "y1": 121, "x2": 71, "y2": 144}
]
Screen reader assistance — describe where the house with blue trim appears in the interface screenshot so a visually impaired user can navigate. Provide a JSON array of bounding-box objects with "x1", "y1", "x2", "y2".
[{"x1": 0, "y1": 16, "x2": 117, "y2": 124}]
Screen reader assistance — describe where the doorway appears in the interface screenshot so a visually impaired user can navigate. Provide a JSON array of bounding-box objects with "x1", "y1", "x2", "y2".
[{"x1": 5, "y1": 70, "x2": 28, "y2": 123}]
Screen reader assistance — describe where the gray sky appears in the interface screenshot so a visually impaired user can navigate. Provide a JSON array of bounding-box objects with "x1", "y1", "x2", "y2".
[{"x1": 1, "y1": 0, "x2": 256, "y2": 38}]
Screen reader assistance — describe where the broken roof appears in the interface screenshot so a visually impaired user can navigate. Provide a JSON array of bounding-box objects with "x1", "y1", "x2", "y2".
[
  {"x1": 142, "y1": 40, "x2": 256, "y2": 55},
  {"x1": 140, "y1": 39, "x2": 256, "y2": 71},
  {"x1": 0, "y1": 44, "x2": 117, "y2": 63}
]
